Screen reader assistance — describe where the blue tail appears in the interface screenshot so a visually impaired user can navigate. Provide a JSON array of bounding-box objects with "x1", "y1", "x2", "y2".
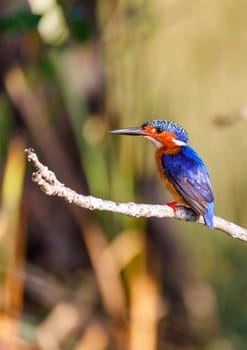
[{"x1": 203, "y1": 202, "x2": 214, "y2": 229}]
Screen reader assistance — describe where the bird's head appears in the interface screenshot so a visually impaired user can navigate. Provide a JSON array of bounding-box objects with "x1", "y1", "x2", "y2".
[{"x1": 110, "y1": 120, "x2": 188, "y2": 149}]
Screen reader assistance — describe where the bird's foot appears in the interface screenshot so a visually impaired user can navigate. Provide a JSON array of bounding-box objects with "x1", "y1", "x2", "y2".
[{"x1": 166, "y1": 201, "x2": 177, "y2": 214}]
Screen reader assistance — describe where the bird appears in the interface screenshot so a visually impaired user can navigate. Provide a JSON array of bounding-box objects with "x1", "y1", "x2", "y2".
[{"x1": 110, "y1": 120, "x2": 214, "y2": 229}]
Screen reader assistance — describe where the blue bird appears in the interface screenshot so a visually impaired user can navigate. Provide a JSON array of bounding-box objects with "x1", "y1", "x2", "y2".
[{"x1": 110, "y1": 120, "x2": 214, "y2": 229}]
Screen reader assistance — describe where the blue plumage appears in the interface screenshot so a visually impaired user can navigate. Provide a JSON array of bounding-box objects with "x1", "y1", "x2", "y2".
[
  {"x1": 160, "y1": 146, "x2": 214, "y2": 229},
  {"x1": 203, "y1": 202, "x2": 214, "y2": 230}
]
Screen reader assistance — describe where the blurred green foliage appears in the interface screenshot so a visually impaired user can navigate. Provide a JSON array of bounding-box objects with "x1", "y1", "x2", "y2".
[{"x1": 0, "y1": 8, "x2": 41, "y2": 35}]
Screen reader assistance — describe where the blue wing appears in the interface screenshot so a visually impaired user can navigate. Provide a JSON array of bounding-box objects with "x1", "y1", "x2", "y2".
[{"x1": 160, "y1": 146, "x2": 214, "y2": 221}]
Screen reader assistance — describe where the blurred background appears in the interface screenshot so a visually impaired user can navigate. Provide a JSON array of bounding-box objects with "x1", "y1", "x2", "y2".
[{"x1": 0, "y1": 0, "x2": 247, "y2": 349}]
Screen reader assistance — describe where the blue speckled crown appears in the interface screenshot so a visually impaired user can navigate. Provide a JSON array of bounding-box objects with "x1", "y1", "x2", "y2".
[{"x1": 142, "y1": 120, "x2": 188, "y2": 143}]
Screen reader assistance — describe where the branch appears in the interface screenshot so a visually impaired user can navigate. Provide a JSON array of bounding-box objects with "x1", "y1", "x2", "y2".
[{"x1": 25, "y1": 148, "x2": 247, "y2": 243}]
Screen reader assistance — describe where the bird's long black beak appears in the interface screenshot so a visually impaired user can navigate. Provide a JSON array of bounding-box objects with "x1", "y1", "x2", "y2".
[{"x1": 109, "y1": 127, "x2": 146, "y2": 136}]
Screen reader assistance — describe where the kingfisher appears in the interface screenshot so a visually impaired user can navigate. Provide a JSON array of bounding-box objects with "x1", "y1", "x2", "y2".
[{"x1": 110, "y1": 120, "x2": 214, "y2": 229}]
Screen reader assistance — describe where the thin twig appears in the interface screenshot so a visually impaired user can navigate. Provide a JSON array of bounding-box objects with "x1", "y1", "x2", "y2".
[{"x1": 25, "y1": 148, "x2": 247, "y2": 243}]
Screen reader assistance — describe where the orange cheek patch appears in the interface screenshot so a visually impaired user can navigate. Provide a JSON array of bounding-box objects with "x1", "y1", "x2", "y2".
[
  {"x1": 143, "y1": 127, "x2": 178, "y2": 149},
  {"x1": 157, "y1": 132, "x2": 176, "y2": 148}
]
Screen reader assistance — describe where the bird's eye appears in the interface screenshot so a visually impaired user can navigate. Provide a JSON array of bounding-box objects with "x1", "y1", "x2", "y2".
[{"x1": 155, "y1": 127, "x2": 163, "y2": 134}]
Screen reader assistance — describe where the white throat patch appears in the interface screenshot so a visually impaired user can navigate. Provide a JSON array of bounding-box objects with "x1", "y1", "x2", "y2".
[{"x1": 144, "y1": 136, "x2": 163, "y2": 148}]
